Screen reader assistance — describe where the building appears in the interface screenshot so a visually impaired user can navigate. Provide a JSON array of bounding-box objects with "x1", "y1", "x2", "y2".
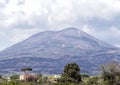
[{"x1": 20, "y1": 74, "x2": 37, "y2": 82}]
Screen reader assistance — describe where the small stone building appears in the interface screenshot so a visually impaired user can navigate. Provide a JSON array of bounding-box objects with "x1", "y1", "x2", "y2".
[{"x1": 20, "y1": 74, "x2": 37, "y2": 82}]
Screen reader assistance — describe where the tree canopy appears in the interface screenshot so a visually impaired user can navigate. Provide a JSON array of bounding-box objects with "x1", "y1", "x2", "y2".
[
  {"x1": 61, "y1": 62, "x2": 81, "y2": 83},
  {"x1": 101, "y1": 61, "x2": 120, "y2": 85},
  {"x1": 21, "y1": 67, "x2": 32, "y2": 72}
]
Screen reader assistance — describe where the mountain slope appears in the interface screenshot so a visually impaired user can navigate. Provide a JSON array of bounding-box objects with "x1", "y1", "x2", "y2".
[{"x1": 0, "y1": 27, "x2": 120, "y2": 75}]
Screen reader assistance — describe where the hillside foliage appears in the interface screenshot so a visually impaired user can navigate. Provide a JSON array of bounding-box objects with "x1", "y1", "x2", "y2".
[{"x1": 0, "y1": 62, "x2": 120, "y2": 85}]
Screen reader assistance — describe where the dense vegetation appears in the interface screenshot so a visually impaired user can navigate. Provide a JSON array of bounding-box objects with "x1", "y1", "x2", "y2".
[
  {"x1": 0, "y1": 62, "x2": 120, "y2": 85},
  {"x1": 60, "y1": 63, "x2": 81, "y2": 83}
]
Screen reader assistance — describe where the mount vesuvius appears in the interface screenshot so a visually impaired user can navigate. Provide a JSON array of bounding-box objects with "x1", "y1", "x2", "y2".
[{"x1": 0, "y1": 27, "x2": 120, "y2": 75}]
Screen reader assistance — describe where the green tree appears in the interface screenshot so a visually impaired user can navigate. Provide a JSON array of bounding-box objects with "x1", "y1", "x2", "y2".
[
  {"x1": 101, "y1": 61, "x2": 120, "y2": 85},
  {"x1": 21, "y1": 68, "x2": 32, "y2": 73},
  {"x1": 8, "y1": 80, "x2": 18, "y2": 85},
  {"x1": 61, "y1": 62, "x2": 81, "y2": 83},
  {"x1": 10, "y1": 74, "x2": 19, "y2": 80},
  {"x1": 84, "y1": 76, "x2": 99, "y2": 85}
]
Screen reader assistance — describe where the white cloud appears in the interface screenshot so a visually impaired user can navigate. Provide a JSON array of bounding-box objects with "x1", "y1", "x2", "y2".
[
  {"x1": 74, "y1": 0, "x2": 120, "y2": 20},
  {"x1": 1, "y1": 0, "x2": 120, "y2": 50},
  {"x1": 110, "y1": 27, "x2": 120, "y2": 36},
  {"x1": 0, "y1": 31, "x2": 4, "y2": 36},
  {"x1": 81, "y1": 25, "x2": 93, "y2": 34},
  {"x1": 2, "y1": 0, "x2": 120, "y2": 30}
]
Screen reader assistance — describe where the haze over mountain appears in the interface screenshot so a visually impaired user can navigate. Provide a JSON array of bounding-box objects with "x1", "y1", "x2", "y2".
[{"x1": 0, "y1": 27, "x2": 120, "y2": 75}]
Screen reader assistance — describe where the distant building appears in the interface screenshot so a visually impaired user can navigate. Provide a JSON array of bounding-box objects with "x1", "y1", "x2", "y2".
[
  {"x1": 20, "y1": 74, "x2": 37, "y2": 82},
  {"x1": 54, "y1": 75, "x2": 61, "y2": 78}
]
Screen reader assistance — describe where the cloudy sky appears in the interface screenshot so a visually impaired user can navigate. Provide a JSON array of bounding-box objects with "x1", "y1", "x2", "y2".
[{"x1": 0, "y1": 0, "x2": 120, "y2": 51}]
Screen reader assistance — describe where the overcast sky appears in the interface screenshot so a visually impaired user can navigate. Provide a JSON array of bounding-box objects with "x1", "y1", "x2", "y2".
[{"x1": 0, "y1": 0, "x2": 120, "y2": 51}]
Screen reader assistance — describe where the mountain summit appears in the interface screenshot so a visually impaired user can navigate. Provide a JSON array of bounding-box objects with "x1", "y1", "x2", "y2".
[{"x1": 0, "y1": 27, "x2": 120, "y2": 75}]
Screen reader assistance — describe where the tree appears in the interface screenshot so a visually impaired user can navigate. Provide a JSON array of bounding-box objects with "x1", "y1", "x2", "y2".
[
  {"x1": 10, "y1": 74, "x2": 19, "y2": 80},
  {"x1": 101, "y1": 61, "x2": 120, "y2": 85},
  {"x1": 61, "y1": 62, "x2": 81, "y2": 83},
  {"x1": 21, "y1": 68, "x2": 32, "y2": 73}
]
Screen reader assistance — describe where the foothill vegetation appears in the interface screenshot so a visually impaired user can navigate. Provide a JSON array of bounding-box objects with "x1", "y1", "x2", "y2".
[{"x1": 0, "y1": 62, "x2": 120, "y2": 85}]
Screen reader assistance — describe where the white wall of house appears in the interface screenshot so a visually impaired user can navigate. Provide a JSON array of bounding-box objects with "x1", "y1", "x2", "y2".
[{"x1": 19, "y1": 75, "x2": 25, "y2": 81}]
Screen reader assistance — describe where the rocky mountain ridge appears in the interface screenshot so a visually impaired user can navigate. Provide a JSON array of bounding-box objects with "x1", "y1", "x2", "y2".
[{"x1": 0, "y1": 27, "x2": 120, "y2": 75}]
